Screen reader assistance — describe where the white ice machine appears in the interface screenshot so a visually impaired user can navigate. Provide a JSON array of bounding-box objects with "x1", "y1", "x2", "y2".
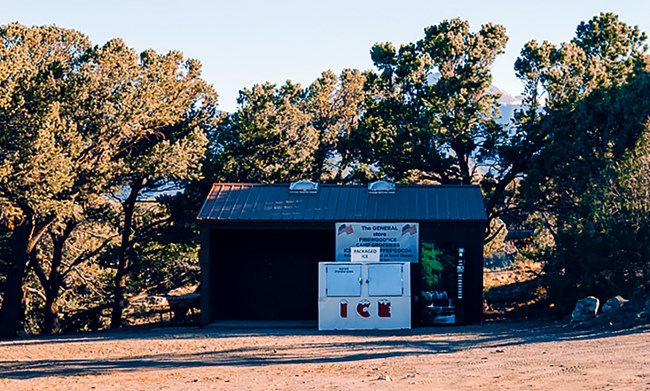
[{"x1": 318, "y1": 262, "x2": 411, "y2": 330}]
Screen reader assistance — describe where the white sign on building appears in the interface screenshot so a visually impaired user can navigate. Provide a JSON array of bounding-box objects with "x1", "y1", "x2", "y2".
[
  {"x1": 350, "y1": 247, "x2": 380, "y2": 262},
  {"x1": 335, "y1": 222, "x2": 419, "y2": 263}
]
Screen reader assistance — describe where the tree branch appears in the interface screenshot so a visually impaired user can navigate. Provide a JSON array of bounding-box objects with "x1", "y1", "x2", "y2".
[
  {"x1": 25, "y1": 286, "x2": 47, "y2": 302},
  {"x1": 29, "y1": 253, "x2": 50, "y2": 293}
]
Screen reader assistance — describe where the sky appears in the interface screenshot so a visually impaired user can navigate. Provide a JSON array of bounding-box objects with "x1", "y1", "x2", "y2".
[{"x1": 2, "y1": 1, "x2": 649, "y2": 112}]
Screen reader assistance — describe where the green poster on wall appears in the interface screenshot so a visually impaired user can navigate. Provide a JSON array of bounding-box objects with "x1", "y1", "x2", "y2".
[{"x1": 419, "y1": 242, "x2": 456, "y2": 324}]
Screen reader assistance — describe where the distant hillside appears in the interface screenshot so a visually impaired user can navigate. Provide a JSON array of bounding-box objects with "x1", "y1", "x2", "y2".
[{"x1": 487, "y1": 85, "x2": 523, "y2": 125}]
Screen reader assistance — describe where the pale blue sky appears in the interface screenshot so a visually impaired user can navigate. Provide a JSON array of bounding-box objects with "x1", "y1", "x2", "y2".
[{"x1": 3, "y1": 1, "x2": 648, "y2": 112}]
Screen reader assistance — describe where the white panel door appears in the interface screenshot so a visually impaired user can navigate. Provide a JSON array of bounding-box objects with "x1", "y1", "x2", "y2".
[
  {"x1": 367, "y1": 263, "x2": 403, "y2": 296},
  {"x1": 325, "y1": 264, "x2": 362, "y2": 297}
]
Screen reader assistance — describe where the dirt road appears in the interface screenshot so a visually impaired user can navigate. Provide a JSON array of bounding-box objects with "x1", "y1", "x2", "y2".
[{"x1": 1, "y1": 321, "x2": 648, "y2": 390}]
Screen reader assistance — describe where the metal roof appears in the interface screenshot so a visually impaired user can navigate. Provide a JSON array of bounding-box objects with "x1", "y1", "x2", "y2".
[{"x1": 197, "y1": 183, "x2": 487, "y2": 223}]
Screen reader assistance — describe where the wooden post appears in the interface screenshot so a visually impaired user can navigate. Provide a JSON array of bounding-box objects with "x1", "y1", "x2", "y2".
[{"x1": 199, "y1": 226, "x2": 212, "y2": 326}]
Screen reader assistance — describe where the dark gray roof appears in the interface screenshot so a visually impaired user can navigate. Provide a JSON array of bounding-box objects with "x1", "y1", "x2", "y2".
[{"x1": 198, "y1": 183, "x2": 487, "y2": 223}]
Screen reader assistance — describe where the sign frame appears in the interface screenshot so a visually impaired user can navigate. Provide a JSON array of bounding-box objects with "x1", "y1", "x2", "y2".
[{"x1": 335, "y1": 222, "x2": 419, "y2": 263}]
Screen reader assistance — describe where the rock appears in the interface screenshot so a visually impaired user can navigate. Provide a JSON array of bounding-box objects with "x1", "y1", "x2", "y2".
[
  {"x1": 601, "y1": 296, "x2": 629, "y2": 314},
  {"x1": 571, "y1": 296, "x2": 599, "y2": 323},
  {"x1": 630, "y1": 290, "x2": 647, "y2": 306},
  {"x1": 599, "y1": 295, "x2": 650, "y2": 329},
  {"x1": 635, "y1": 297, "x2": 650, "y2": 325}
]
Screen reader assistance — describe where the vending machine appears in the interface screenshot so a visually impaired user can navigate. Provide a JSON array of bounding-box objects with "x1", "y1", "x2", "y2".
[{"x1": 318, "y1": 262, "x2": 411, "y2": 330}]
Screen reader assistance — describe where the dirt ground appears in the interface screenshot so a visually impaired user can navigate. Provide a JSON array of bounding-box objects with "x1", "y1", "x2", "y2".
[{"x1": 1, "y1": 320, "x2": 648, "y2": 391}]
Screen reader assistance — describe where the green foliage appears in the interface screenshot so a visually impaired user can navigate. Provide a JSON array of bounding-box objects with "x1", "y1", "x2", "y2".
[
  {"x1": 0, "y1": 23, "x2": 102, "y2": 337},
  {"x1": 304, "y1": 69, "x2": 368, "y2": 182},
  {"x1": 2, "y1": 13, "x2": 649, "y2": 332},
  {"x1": 420, "y1": 242, "x2": 444, "y2": 290},
  {"x1": 574, "y1": 12, "x2": 648, "y2": 82},
  {"x1": 216, "y1": 69, "x2": 367, "y2": 184},
  {"x1": 0, "y1": 23, "x2": 92, "y2": 225},
  {"x1": 546, "y1": 121, "x2": 650, "y2": 308},
  {"x1": 360, "y1": 18, "x2": 508, "y2": 185},
  {"x1": 218, "y1": 81, "x2": 316, "y2": 182},
  {"x1": 0, "y1": 22, "x2": 217, "y2": 335},
  {"x1": 360, "y1": 18, "x2": 533, "y2": 248},
  {"x1": 129, "y1": 241, "x2": 199, "y2": 294},
  {"x1": 517, "y1": 13, "x2": 650, "y2": 310}
]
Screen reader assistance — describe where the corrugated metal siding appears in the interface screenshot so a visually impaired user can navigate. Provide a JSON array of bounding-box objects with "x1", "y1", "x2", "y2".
[{"x1": 197, "y1": 183, "x2": 488, "y2": 222}]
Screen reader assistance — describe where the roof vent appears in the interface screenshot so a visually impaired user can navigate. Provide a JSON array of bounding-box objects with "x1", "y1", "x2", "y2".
[
  {"x1": 368, "y1": 180, "x2": 395, "y2": 194},
  {"x1": 289, "y1": 180, "x2": 318, "y2": 193}
]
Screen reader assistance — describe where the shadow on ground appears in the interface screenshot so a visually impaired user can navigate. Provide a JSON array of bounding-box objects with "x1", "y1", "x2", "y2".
[{"x1": 0, "y1": 321, "x2": 647, "y2": 380}]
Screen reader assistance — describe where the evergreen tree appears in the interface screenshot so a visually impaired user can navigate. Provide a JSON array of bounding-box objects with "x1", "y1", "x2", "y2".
[
  {"x1": 0, "y1": 24, "x2": 94, "y2": 338},
  {"x1": 517, "y1": 13, "x2": 650, "y2": 308},
  {"x1": 0, "y1": 24, "x2": 217, "y2": 336}
]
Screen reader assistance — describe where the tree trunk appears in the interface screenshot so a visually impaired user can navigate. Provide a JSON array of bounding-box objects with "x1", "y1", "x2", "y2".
[
  {"x1": 458, "y1": 151, "x2": 472, "y2": 185},
  {"x1": 334, "y1": 150, "x2": 351, "y2": 183},
  {"x1": 0, "y1": 218, "x2": 50, "y2": 339},
  {"x1": 311, "y1": 148, "x2": 327, "y2": 183},
  {"x1": 40, "y1": 221, "x2": 75, "y2": 335},
  {"x1": 0, "y1": 225, "x2": 31, "y2": 339},
  {"x1": 43, "y1": 295, "x2": 61, "y2": 335},
  {"x1": 110, "y1": 178, "x2": 144, "y2": 329}
]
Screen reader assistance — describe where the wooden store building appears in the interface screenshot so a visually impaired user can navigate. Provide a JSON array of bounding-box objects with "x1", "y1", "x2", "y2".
[{"x1": 197, "y1": 181, "x2": 487, "y2": 327}]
